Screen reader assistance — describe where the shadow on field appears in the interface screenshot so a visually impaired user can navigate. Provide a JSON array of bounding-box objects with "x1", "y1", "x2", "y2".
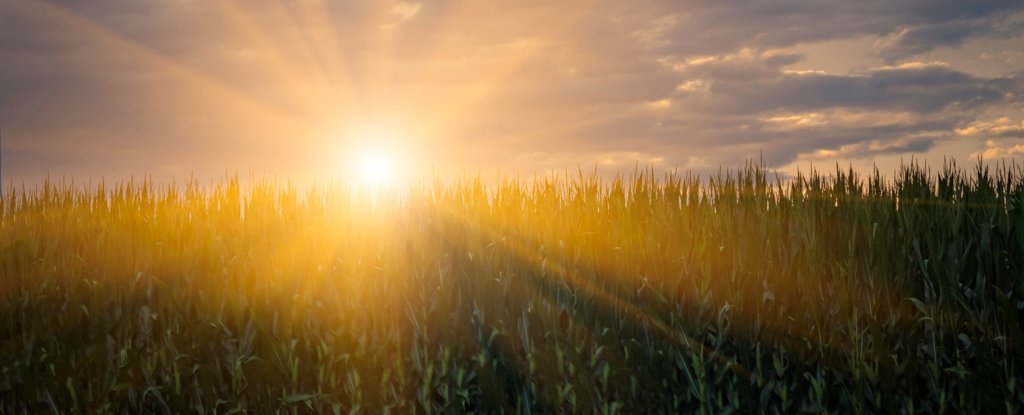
[{"x1": 410, "y1": 206, "x2": 760, "y2": 412}]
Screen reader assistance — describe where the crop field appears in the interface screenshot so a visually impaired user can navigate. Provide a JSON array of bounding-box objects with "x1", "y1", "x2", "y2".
[{"x1": 0, "y1": 162, "x2": 1023, "y2": 413}]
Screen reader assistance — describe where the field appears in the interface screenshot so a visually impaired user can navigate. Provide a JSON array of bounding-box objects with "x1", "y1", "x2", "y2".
[{"x1": 1, "y1": 162, "x2": 1023, "y2": 413}]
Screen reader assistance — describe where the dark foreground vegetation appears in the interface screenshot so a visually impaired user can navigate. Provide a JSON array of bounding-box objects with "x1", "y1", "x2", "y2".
[{"x1": 1, "y1": 161, "x2": 1023, "y2": 413}]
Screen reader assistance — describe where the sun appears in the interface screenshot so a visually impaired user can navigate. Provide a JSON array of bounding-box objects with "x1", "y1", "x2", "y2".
[
  {"x1": 358, "y1": 150, "x2": 394, "y2": 186},
  {"x1": 332, "y1": 121, "x2": 417, "y2": 189}
]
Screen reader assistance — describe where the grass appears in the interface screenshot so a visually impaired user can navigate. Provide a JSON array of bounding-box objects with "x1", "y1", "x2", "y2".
[{"x1": 0, "y1": 161, "x2": 1022, "y2": 413}]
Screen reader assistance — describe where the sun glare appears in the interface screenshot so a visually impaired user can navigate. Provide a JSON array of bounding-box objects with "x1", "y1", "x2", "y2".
[
  {"x1": 333, "y1": 121, "x2": 418, "y2": 190},
  {"x1": 358, "y1": 151, "x2": 394, "y2": 186}
]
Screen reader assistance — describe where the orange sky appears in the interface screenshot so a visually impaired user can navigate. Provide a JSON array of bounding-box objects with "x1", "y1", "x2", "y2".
[{"x1": 1, "y1": 0, "x2": 1022, "y2": 186}]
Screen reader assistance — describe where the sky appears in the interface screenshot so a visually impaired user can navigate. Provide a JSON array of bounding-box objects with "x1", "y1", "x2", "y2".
[{"x1": 1, "y1": 0, "x2": 1023, "y2": 186}]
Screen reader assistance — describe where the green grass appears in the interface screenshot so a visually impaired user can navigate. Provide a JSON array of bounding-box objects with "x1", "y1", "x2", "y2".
[{"x1": 1, "y1": 161, "x2": 1023, "y2": 413}]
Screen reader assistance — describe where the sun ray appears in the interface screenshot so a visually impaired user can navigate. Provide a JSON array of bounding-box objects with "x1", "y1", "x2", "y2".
[
  {"x1": 288, "y1": 0, "x2": 357, "y2": 100},
  {"x1": 416, "y1": 0, "x2": 599, "y2": 142},
  {"x1": 207, "y1": 0, "x2": 344, "y2": 115},
  {"x1": 15, "y1": 0, "x2": 305, "y2": 131},
  {"x1": 420, "y1": 177, "x2": 761, "y2": 382}
]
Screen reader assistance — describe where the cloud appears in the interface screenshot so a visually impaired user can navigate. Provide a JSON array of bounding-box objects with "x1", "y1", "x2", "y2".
[
  {"x1": 876, "y1": 13, "x2": 1024, "y2": 62},
  {"x1": 623, "y1": 0, "x2": 1021, "y2": 57},
  {"x1": 762, "y1": 109, "x2": 923, "y2": 131},
  {"x1": 970, "y1": 139, "x2": 1024, "y2": 160},
  {"x1": 956, "y1": 117, "x2": 1024, "y2": 138},
  {"x1": 673, "y1": 57, "x2": 1020, "y2": 115},
  {"x1": 391, "y1": 2, "x2": 421, "y2": 22},
  {"x1": 384, "y1": 2, "x2": 421, "y2": 29},
  {"x1": 644, "y1": 52, "x2": 1022, "y2": 166},
  {"x1": 795, "y1": 133, "x2": 941, "y2": 162}
]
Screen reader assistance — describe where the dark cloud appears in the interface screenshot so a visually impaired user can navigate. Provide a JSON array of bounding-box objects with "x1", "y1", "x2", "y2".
[
  {"x1": 663, "y1": 56, "x2": 1021, "y2": 164},
  {"x1": 878, "y1": 16, "x2": 1024, "y2": 62},
  {"x1": 665, "y1": 51, "x2": 1021, "y2": 122},
  {"x1": 640, "y1": 0, "x2": 1021, "y2": 57},
  {"x1": 696, "y1": 63, "x2": 1018, "y2": 114}
]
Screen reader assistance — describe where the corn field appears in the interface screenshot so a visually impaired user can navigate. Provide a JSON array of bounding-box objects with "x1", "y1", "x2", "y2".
[{"x1": 1, "y1": 161, "x2": 1023, "y2": 413}]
